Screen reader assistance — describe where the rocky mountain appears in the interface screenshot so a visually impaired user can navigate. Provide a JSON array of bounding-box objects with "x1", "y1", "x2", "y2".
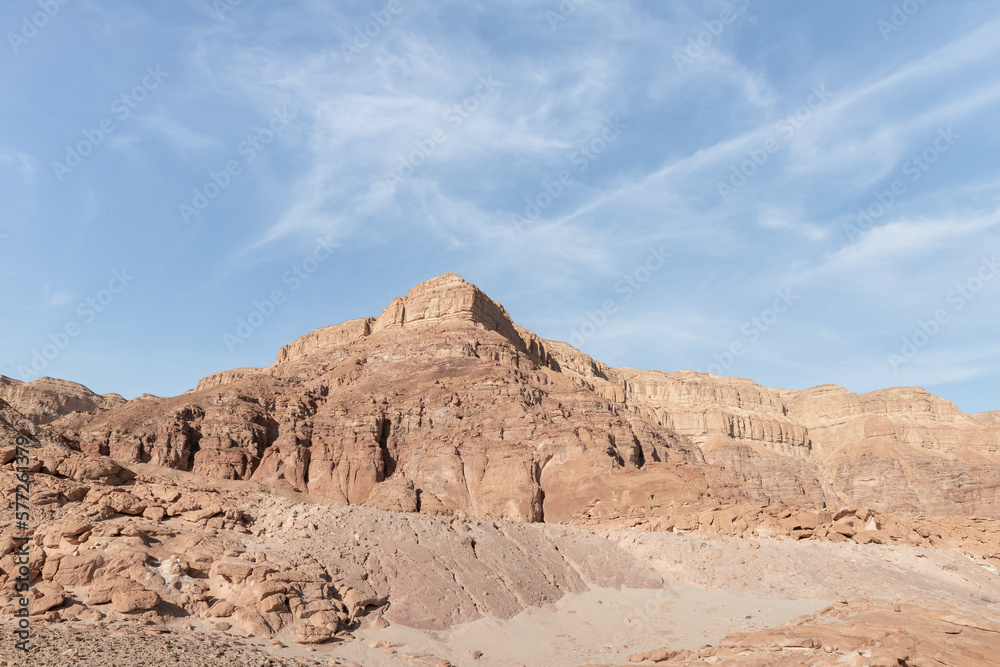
[
  {"x1": 4, "y1": 272, "x2": 1000, "y2": 666},
  {"x1": 46, "y1": 273, "x2": 1000, "y2": 524}
]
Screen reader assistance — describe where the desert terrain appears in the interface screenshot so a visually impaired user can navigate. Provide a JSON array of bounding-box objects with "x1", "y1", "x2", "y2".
[{"x1": 3, "y1": 273, "x2": 999, "y2": 666}]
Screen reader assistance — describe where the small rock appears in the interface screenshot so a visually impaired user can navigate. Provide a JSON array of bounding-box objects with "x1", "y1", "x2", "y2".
[{"x1": 296, "y1": 623, "x2": 335, "y2": 645}]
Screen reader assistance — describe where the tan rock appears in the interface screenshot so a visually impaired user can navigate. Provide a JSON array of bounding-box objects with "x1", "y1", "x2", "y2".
[
  {"x1": 51, "y1": 552, "x2": 104, "y2": 586},
  {"x1": 256, "y1": 594, "x2": 287, "y2": 614},
  {"x1": 833, "y1": 516, "x2": 860, "y2": 537},
  {"x1": 365, "y1": 476, "x2": 419, "y2": 513},
  {"x1": 111, "y1": 589, "x2": 159, "y2": 613},
  {"x1": 102, "y1": 491, "x2": 147, "y2": 515},
  {"x1": 251, "y1": 579, "x2": 288, "y2": 600},
  {"x1": 0, "y1": 374, "x2": 125, "y2": 425},
  {"x1": 207, "y1": 600, "x2": 237, "y2": 618},
  {"x1": 295, "y1": 623, "x2": 334, "y2": 644},
  {"x1": 853, "y1": 529, "x2": 887, "y2": 545},
  {"x1": 212, "y1": 561, "x2": 254, "y2": 583},
  {"x1": 231, "y1": 607, "x2": 273, "y2": 636},
  {"x1": 85, "y1": 576, "x2": 137, "y2": 605},
  {"x1": 142, "y1": 506, "x2": 166, "y2": 522},
  {"x1": 29, "y1": 582, "x2": 66, "y2": 615},
  {"x1": 57, "y1": 521, "x2": 94, "y2": 539}
]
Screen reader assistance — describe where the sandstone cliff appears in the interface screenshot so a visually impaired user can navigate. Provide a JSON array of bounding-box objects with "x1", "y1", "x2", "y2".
[{"x1": 42, "y1": 273, "x2": 1000, "y2": 522}]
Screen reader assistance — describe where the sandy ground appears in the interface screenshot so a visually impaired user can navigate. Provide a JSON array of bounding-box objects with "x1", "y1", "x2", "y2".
[
  {"x1": 612, "y1": 528, "x2": 1000, "y2": 608},
  {"x1": 320, "y1": 527, "x2": 999, "y2": 666},
  {"x1": 323, "y1": 582, "x2": 825, "y2": 666}
]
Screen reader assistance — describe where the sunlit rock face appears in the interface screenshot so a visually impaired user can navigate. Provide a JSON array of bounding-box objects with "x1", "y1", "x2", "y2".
[{"x1": 46, "y1": 272, "x2": 1000, "y2": 520}]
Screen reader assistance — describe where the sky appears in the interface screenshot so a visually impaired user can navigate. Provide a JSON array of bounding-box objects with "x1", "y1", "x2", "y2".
[{"x1": 1, "y1": 1, "x2": 999, "y2": 413}]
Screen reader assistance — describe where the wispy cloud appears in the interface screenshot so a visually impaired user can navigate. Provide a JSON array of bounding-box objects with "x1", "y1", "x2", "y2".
[
  {"x1": 135, "y1": 110, "x2": 222, "y2": 156},
  {"x1": 3, "y1": 1, "x2": 999, "y2": 411},
  {"x1": 826, "y1": 210, "x2": 1000, "y2": 269},
  {"x1": 42, "y1": 288, "x2": 73, "y2": 309}
]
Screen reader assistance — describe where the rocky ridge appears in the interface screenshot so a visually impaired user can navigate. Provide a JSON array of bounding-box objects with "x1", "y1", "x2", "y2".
[{"x1": 0, "y1": 375, "x2": 125, "y2": 426}]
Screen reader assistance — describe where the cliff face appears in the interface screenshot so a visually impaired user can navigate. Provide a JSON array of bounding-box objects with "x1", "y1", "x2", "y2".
[
  {"x1": 612, "y1": 370, "x2": 812, "y2": 457},
  {"x1": 42, "y1": 273, "x2": 1000, "y2": 521},
  {"x1": 783, "y1": 384, "x2": 999, "y2": 457},
  {"x1": 591, "y1": 373, "x2": 1000, "y2": 516}
]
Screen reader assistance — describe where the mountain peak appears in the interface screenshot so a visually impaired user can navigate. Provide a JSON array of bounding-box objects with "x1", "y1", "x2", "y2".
[
  {"x1": 274, "y1": 273, "x2": 526, "y2": 365},
  {"x1": 371, "y1": 273, "x2": 521, "y2": 341}
]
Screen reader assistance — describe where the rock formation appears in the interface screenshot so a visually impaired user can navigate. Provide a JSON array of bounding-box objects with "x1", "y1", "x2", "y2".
[
  {"x1": 0, "y1": 375, "x2": 125, "y2": 425},
  {"x1": 3, "y1": 272, "x2": 1000, "y2": 665},
  {"x1": 4, "y1": 424, "x2": 1000, "y2": 665},
  {"x1": 46, "y1": 272, "x2": 1000, "y2": 523}
]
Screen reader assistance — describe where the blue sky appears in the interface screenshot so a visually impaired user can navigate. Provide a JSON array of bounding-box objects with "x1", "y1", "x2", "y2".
[{"x1": 1, "y1": 1, "x2": 999, "y2": 413}]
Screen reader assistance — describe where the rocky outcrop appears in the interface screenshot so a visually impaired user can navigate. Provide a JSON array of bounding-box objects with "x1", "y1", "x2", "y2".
[
  {"x1": 783, "y1": 384, "x2": 1000, "y2": 457},
  {"x1": 51, "y1": 275, "x2": 712, "y2": 522},
  {"x1": 613, "y1": 369, "x2": 812, "y2": 457},
  {"x1": 274, "y1": 318, "x2": 375, "y2": 367},
  {"x1": 193, "y1": 367, "x2": 268, "y2": 392},
  {"x1": 700, "y1": 437, "x2": 833, "y2": 508},
  {"x1": 0, "y1": 375, "x2": 125, "y2": 425}
]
